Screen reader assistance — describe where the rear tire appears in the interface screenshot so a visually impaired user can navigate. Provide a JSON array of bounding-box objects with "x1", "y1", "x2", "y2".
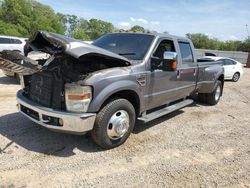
[
  {"x1": 232, "y1": 73, "x2": 240, "y2": 82},
  {"x1": 91, "y1": 98, "x2": 136, "y2": 149},
  {"x1": 198, "y1": 80, "x2": 222, "y2": 105}
]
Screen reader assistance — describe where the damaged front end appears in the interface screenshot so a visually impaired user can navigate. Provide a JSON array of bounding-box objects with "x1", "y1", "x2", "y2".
[
  {"x1": 0, "y1": 31, "x2": 131, "y2": 134},
  {"x1": 0, "y1": 31, "x2": 131, "y2": 112}
]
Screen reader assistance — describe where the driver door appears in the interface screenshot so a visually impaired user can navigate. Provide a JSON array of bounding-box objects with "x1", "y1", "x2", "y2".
[{"x1": 146, "y1": 39, "x2": 182, "y2": 110}]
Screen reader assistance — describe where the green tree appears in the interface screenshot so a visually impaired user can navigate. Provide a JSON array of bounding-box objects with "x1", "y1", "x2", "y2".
[
  {"x1": 0, "y1": 0, "x2": 65, "y2": 37},
  {"x1": 30, "y1": 1, "x2": 65, "y2": 35},
  {"x1": 71, "y1": 18, "x2": 90, "y2": 40},
  {"x1": 87, "y1": 19, "x2": 114, "y2": 40},
  {"x1": 238, "y1": 39, "x2": 250, "y2": 52},
  {"x1": 130, "y1": 25, "x2": 145, "y2": 32},
  {"x1": 186, "y1": 33, "x2": 250, "y2": 52}
]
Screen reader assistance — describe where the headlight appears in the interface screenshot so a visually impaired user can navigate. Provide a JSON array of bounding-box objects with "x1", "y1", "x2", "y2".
[{"x1": 65, "y1": 83, "x2": 92, "y2": 113}]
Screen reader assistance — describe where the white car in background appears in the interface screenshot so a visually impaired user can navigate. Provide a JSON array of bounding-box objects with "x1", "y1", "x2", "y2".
[
  {"x1": 200, "y1": 56, "x2": 244, "y2": 82},
  {"x1": 0, "y1": 35, "x2": 27, "y2": 77},
  {"x1": 0, "y1": 35, "x2": 27, "y2": 53}
]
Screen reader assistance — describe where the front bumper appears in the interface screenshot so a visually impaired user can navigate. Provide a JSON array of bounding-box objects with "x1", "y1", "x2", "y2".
[{"x1": 16, "y1": 90, "x2": 96, "y2": 135}]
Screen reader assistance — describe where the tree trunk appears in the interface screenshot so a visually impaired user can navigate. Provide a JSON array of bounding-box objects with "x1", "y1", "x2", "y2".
[{"x1": 247, "y1": 51, "x2": 250, "y2": 68}]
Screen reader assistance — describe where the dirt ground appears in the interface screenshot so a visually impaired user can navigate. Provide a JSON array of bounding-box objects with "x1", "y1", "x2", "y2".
[{"x1": 0, "y1": 69, "x2": 249, "y2": 188}]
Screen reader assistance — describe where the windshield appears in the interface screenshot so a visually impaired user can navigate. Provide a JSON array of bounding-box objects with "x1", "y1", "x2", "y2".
[{"x1": 93, "y1": 33, "x2": 154, "y2": 60}]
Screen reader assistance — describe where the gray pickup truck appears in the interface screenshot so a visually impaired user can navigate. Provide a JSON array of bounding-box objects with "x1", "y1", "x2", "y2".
[{"x1": 0, "y1": 31, "x2": 224, "y2": 149}]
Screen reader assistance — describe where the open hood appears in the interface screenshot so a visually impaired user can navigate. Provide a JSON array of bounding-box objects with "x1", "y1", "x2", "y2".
[
  {"x1": 0, "y1": 31, "x2": 130, "y2": 75},
  {"x1": 25, "y1": 31, "x2": 130, "y2": 64},
  {"x1": 0, "y1": 50, "x2": 42, "y2": 75}
]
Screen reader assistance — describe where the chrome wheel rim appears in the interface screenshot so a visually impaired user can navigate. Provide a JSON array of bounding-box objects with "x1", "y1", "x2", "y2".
[
  {"x1": 215, "y1": 85, "x2": 221, "y2": 101},
  {"x1": 107, "y1": 110, "x2": 130, "y2": 140},
  {"x1": 233, "y1": 74, "x2": 239, "y2": 81}
]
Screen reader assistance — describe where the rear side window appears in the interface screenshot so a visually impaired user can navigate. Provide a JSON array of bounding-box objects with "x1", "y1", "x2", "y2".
[
  {"x1": 0, "y1": 37, "x2": 11, "y2": 44},
  {"x1": 178, "y1": 42, "x2": 194, "y2": 63},
  {"x1": 11, "y1": 39, "x2": 22, "y2": 44},
  {"x1": 221, "y1": 59, "x2": 236, "y2": 65}
]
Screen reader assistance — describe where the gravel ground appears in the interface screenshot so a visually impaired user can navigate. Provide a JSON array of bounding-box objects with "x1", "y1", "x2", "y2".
[{"x1": 0, "y1": 69, "x2": 249, "y2": 188}]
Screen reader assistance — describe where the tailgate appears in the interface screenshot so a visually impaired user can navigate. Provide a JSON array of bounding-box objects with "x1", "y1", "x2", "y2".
[{"x1": 0, "y1": 51, "x2": 42, "y2": 75}]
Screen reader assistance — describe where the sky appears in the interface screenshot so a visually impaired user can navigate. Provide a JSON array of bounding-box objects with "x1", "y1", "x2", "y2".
[{"x1": 38, "y1": 0, "x2": 250, "y2": 41}]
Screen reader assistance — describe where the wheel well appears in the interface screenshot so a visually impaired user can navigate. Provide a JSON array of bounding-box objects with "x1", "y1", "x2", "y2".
[
  {"x1": 101, "y1": 90, "x2": 141, "y2": 117},
  {"x1": 218, "y1": 74, "x2": 224, "y2": 90},
  {"x1": 234, "y1": 72, "x2": 240, "y2": 75}
]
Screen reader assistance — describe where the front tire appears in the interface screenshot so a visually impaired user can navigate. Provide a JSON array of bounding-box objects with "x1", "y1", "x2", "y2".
[
  {"x1": 91, "y1": 99, "x2": 136, "y2": 149},
  {"x1": 232, "y1": 73, "x2": 240, "y2": 82}
]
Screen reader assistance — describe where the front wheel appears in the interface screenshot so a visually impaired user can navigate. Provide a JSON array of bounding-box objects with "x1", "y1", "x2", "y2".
[{"x1": 91, "y1": 99, "x2": 136, "y2": 149}]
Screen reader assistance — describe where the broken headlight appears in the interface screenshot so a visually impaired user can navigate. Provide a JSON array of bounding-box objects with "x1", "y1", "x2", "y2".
[{"x1": 65, "y1": 83, "x2": 92, "y2": 113}]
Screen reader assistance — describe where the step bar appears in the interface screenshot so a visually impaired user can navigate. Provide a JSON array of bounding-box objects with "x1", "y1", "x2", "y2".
[{"x1": 138, "y1": 99, "x2": 193, "y2": 122}]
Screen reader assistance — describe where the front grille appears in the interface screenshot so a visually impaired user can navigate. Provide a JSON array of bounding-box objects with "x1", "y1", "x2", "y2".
[{"x1": 28, "y1": 72, "x2": 64, "y2": 109}]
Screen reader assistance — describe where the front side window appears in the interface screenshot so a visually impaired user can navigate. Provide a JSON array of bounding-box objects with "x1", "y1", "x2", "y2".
[
  {"x1": 151, "y1": 39, "x2": 176, "y2": 70},
  {"x1": 178, "y1": 42, "x2": 194, "y2": 63},
  {"x1": 153, "y1": 40, "x2": 176, "y2": 59},
  {"x1": 0, "y1": 37, "x2": 11, "y2": 44}
]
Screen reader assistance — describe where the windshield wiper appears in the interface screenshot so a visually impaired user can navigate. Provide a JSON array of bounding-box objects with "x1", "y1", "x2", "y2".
[{"x1": 118, "y1": 53, "x2": 136, "y2": 56}]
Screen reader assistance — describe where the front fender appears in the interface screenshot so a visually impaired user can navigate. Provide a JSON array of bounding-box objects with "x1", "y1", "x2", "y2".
[{"x1": 88, "y1": 80, "x2": 144, "y2": 113}]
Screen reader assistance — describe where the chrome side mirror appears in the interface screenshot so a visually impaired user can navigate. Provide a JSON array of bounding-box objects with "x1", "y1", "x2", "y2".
[
  {"x1": 163, "y1": 51, "x2": 177, "y2": 61},
  {"x1": 162, "y1": 51, "x2": 178, "y2": 71}
]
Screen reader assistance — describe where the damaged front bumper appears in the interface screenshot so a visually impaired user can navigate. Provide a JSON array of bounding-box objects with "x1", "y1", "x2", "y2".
[{"x1": 16, "y1": 90, "x2": 96, "y2": 135}]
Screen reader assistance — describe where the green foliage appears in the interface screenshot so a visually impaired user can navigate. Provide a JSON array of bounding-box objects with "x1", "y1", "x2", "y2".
[
  {"x1": 0, "y1": 0, "x2": 65, "y2": 37},
  {"x1": 56, "y1": 14, "x2": 115, "y2": 40},
  {"x1": 87, "y1": 19, "x2": 114, "y2": 40},
  {"x1": 238, "y1": 39, "x2": 250, "y2": 52},
  {"x1": 30, "y1": 1, "x2": 65, "y2": 35},
  {"x1": 0, "y1": 0, "x2": 248, "y2": 52},
  {"x1": 130, "y1": 25, "x2": 145, "y2": 32},
  {"x1": 71, "y1": 19, "x2": 90, "y2": 40},
  {"x1": 186, "y1": 33, "x2": 250, "y2": 52}
]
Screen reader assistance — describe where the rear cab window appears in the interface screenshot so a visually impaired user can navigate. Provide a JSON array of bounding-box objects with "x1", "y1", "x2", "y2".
[{"x1": 178, "y1": 41, "x2": 194, "y2": 63}]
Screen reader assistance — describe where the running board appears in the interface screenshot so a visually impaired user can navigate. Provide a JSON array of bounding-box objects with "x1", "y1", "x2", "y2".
[{"x1": 138, "y1": 99, "x2": 193, "y2": 122}]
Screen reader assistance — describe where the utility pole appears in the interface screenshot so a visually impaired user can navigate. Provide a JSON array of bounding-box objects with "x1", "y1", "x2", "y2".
[
  {"x1": 246, "y1": 24, "x2": 250, "y2": 68},
  {"x1": 246, "y1": 24, "x2": 250, "y2": 40}
]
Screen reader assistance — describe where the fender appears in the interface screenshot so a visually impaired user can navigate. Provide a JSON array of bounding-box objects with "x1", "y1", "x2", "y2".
[
  {"x1": 198, "y1": 67, "x2": 224, "y2": 94},
  {"x1": 88, "y1": 80, "x2": 144, "y2": 113}
]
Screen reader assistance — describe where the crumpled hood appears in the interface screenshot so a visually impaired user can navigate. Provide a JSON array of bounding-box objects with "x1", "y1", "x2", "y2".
[
  {"x1": 0, "y1": 31, "x2": 131, "y2": 75},
  {"x1": 25, "y1": 31, "x2": 130, "y2": 65}
]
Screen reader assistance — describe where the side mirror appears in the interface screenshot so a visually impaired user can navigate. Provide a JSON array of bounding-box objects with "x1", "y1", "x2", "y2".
[{"x1": 162, "y1": 52, "x2": 177, "y2": 71}]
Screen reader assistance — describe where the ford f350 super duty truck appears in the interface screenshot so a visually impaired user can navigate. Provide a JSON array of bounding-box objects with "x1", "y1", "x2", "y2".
[{"x1": 0, "y1": 31, "x2": 224, "y2": 149}]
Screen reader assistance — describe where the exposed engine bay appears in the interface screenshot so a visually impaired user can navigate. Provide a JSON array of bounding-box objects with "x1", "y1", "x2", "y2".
[
  {"x1": 0, "y1": 31, "x2": 131, "y2": 110},
  {"x1": 21, "y1": 54, "x2": 129, "y2": 110}
]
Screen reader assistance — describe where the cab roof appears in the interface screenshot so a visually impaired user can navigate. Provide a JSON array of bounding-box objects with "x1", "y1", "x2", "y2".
[{"x1": 109, "y1": 31, "x2": 190, "y2": 42}]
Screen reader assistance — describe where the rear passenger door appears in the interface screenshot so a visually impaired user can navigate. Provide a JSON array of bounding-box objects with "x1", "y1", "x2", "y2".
[{"x1": 176, "y1": 41, "x2": 197, "y2": 95}]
